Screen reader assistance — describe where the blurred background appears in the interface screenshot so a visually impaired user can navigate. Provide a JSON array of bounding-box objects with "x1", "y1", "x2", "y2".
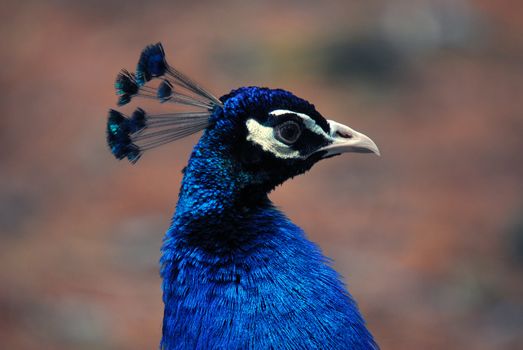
[{"x1": 1, "y1": 0, "x2": 522, "y2": 349}]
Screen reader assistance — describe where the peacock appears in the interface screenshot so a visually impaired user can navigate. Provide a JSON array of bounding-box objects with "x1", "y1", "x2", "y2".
[{"x1": 107, "y1": 43, "x2": 380, "y2": 349}]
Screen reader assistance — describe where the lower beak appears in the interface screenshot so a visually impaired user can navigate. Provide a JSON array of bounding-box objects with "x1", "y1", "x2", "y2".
[{"x1": 318, "y1": 120, "x2": 380, "y2": 157}]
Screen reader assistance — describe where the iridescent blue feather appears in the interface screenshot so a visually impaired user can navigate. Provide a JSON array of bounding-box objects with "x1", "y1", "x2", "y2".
[
  {"x1": 106, "y1": 107, "x2": 211, "y2": 163},
  {"x1": 130, "y1": 108, "x2": 147, "y2": 132},
  {"x1": 106, "y1": 110, "x2": 140, "y2": 162},
  {"x1": 136, "y1": 43, "x2": 167, "y2": 86},
  {"x1": 106, "y1": 44, "x2": 379, "y2": 350}
]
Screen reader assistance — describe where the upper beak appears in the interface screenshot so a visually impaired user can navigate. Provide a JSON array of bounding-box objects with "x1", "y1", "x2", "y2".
[{"x1": 317, "y1": 120, "x2": 380, "y2": 157}]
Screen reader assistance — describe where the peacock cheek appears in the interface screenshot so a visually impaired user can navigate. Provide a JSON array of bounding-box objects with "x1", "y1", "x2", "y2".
[{"x1": 240, "y1": 145, "x2": 262, "y2": 166}]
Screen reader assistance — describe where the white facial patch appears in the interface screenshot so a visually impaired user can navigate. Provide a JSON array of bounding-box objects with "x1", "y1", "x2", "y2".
[
  {"x1": 245, "y1": 109, "x2": 332, "y2": 160},
  {"x1": 246, "y1": 119, "x2": 301, "y2": 159}
]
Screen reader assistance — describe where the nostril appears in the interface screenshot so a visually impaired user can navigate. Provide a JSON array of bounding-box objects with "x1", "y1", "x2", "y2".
[{"x1": 336, "y1": 130, "x2": 353, "y2": 139}]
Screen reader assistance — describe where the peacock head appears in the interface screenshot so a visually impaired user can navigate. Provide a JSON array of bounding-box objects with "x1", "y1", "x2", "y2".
[{"x1": 107, "y1": 43, "x2": 379, "y2": 193}]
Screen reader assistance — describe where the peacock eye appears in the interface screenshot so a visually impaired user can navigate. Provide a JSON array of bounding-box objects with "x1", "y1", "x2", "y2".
[{"x1": 274, "y1": 120, "x2": 301, "y2": 144}]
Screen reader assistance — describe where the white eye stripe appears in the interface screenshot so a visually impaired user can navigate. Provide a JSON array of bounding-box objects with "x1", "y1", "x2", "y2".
[
  {"x1": 269, "y1": 109, "x2": 327, "y2": 137},
  {"x1": 269, "y1": 109, "x2": 308, "y2": 117}
]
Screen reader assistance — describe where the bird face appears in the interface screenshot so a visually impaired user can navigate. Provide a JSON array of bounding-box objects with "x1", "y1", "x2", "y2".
[
  {"x1": 244, "y1": 109, "x2": 380, "y2": 160},
  {"x1": 205, "y1": 87, "x2": 380, "y2": 192},
  {"x1": 107, "y1": 44, "x2": 379, "y2": 194}
]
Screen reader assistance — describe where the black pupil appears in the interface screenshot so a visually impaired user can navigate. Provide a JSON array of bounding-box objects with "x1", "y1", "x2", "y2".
[{"x1": 280, "y1": 123, "x2": 298, "y2": 141}]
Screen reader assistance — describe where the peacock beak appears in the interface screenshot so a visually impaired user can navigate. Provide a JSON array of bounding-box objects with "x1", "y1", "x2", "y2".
[{"x1": 318, "y1": 120, "x2": 380, "y2": 157}]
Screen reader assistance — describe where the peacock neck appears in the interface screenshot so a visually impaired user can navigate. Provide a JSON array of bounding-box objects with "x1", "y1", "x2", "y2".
[
  {"x1": 160, "y1": 143, "x2": 377, "y2": 349},
  {"x1": 171, "y1": 139, "x2": 275, "y2": 248}
]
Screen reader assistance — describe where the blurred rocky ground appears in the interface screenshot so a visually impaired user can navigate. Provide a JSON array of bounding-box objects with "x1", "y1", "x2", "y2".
[{"x1": 0, "y1": 0, "x2": 522, "y2": 349}]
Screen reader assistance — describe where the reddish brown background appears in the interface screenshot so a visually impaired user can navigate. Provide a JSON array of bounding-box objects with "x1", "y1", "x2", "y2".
[{"x1": 1, "y1": 1, "x2": 522, "y2": 349}]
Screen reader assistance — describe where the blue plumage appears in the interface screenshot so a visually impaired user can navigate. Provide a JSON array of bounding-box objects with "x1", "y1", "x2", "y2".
[
  {"x1": 129, "y1": 108, "x2": 147, "y2": 131},
  {"x1": 106, "y1": 110, "x2": 140, "y2": 162},
  {"x1": 136, "y1": 43, "x2": 168, "y2": 86},
  {"x1": 115, "y1": 69, "x2": 139, "y2": 96},
  {"x1": 114, "y1": 70, "x2": 139, "y2": 106},
  {"x1": 107, "y1": 43, "x2": 380, "y2": 349}
]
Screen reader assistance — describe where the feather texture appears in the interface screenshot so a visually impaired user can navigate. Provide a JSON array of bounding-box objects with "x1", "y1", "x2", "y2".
[
  {"x1": 106, "y1": 108, "x2": 211, "y2": 163},
  {"x1": 160, "y1": 106, "x2": 378, "y2": 348},
  {"x1": 106, "y1": 44, "x2": 379, "y2": 350}
]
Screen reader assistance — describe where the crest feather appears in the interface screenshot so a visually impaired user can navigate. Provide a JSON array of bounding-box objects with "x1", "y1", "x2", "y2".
[{"x1": 107, "y1": 43, "x2": 220, "y2": 163}]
